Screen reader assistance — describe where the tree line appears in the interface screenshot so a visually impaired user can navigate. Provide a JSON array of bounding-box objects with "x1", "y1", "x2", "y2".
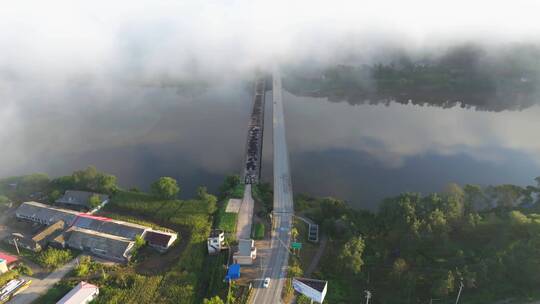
[{"x1": 297, "y1": 178, "x2": 540, "y2": 303}]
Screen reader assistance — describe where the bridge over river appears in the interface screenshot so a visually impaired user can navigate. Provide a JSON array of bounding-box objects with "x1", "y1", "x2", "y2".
[{"x1": 250, "y1": 67, "x2": 294, "y2": 304}]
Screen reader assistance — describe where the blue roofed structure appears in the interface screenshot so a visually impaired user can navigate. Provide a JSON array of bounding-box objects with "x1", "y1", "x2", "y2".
[{"x1": 225, "y1": 264, "x2": 240, "y2": 281}]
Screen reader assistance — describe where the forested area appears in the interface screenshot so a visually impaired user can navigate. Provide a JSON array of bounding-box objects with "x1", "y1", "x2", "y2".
[
  {"x1": 298, "y1": 178, "x2": 540, "y2": 303},
  {"x1": 0, "y1": 166, "x2": 118, "y2": 206},
  {"x1": 284, "y1": 44, "x2": 540, "y2": 111}
]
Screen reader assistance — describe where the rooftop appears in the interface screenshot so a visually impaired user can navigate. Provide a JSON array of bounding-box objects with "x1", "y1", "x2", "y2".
[
  {"x1": 237, "y1": 239, "x2": 254, "y2": 256},
  {"x1": 0, "y1": 252, "x2": 18, "y2": 264},
  {"x1": 295, "y1": 278, "x2": 327, "y2": 292},
  {"x1": 16, "y1": 202, "x2": 79, "y2": 225},
  {"x1": 32, "y1": 220, "x2": 65, "y2": 243},
  {"x1": 209, "y1": 229, "x2": 224, "y2": 238},
  {"x1": 71, "y1": 214, "x2": 148, "y2": 240},
  {"x1": 144, "y1": 230, "x2": 175, "y2": 247},
  {"x1": 56, "y1": 191, "x2": 109, "y2": 207},
  {"x1": 66, "y1": 227, "x2": 134, "y2": 262},
  {"x1": 225, "y1": 264, "x2": 241, "y2": 281},
  {"x1": 56, "y1": 281, "x2": 99, "y2": 304}
]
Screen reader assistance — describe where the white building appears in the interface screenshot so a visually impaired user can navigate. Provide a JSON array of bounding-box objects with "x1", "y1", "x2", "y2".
[
  {"x1": 56, "y1": 281, "x2": 99, "y2": 304},
  {"x1": 0, "y1": 259, "x2": 7, "y2": 274},
  {"x1": 233, "y1": 239, "x2": 256, "y2": 265},
  {"x1": 207, "y1": 229, "x2": 225, "y2": 254}
]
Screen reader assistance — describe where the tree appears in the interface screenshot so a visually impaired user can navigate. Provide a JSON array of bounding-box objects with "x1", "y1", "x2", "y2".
[
  {"x1": 49, "y1": 190, "x2": 61, "y2": 203},
  {"x1": 535, "y1": 176, "x2": 540, "y2": 188},
  {"x1": 297, "y1": 295, "x2": 313, "y2": 304},
  {"x1": 74, "y1": 260, "x2": 90, "y2": 277},
  {"x1": 197, "y1": 186, "x2": 208, "y2": 199},
  {"x1": 0, "y1": 195, "x2": 9, "y2": 206},
  {"x1": 197, "y1": 186, "x2": 217, "y2": 214},
  {"x1": 339, "y1": 236, "x2": 365, "y2": 275},
  {"x1": 37, "y1": 248, "x2": 73, "y2": 270},
  {"x1": 444, "y1": 183, "x2": 464, "y2": 199},
  {"x1": 203, "y1": 296, "x2": 224, "y2": 304},
  {"x1": 464, "y1": 184, "x2": 489, "y2": 210},
  {"x1": 428, "y1": 209, "x2": 449, "y2": 236},
  {"x1": 70, "y1": 166, "x2": 118, "y2": 193},
  {"x1": 151, "y1": 177, "x2": 180, "y2": 199},
  {"x1": 289, "y1": 264, "x2": 303, "y2": 277},
  {"x1": 134, "y1": 235, "x2": 146, "y2": 249},
  {"x1": 89, "y1": 194, "x2": 102, "y2": 209},
  {"x1": 432, "y1": 271, "x2": 455, "y2": 297},
  {"x1": 14, "y1": 263, "x2": 33, "y2": 276},
  {"x1": 509, "y1": 210, "x2": 530, "y2": 225},
  {"x1": 291, "y1": 227, "x2": 299, "y2": 241},
  {"x1": 97, "y1": 174, "x2": 118, "y2": 193},
  {"x1": 392, "y1": 258, "x2": 409, "y2": 277},
  {"x1": 218, "y1": 175, "x2": 241, "y2": 198}
]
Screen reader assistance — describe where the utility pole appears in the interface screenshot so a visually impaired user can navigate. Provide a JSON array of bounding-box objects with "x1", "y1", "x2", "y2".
[
  {"x1": 227, "y1": 279, "x2": 232, "y2": 304},
  {"x1": 13, "y1": 237, "x2": 20, "y2": 255},
  {"x1": 455, "y1": 280, "x2": 464, "y2": 304},
  {"x1": 365, "y1": 290, "x2": 372, "y2": 304}
]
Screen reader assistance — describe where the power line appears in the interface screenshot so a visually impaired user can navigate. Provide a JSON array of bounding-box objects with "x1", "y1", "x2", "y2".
[{"x1": 455, "y1": 280, "x2": 464, "y2": 304}]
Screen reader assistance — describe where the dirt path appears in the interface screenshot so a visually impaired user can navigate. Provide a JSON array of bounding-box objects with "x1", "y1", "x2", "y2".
[{"x1": 305, "y1": 234, "x2": 328, "y2": 276}]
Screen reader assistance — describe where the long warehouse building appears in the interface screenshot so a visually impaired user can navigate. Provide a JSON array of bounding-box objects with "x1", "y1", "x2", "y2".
[{"x1": 14, "y1": 202, "x2": 177, "y2": 262}]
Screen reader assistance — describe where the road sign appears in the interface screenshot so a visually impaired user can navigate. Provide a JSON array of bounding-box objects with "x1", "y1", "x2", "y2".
[{"x1": 291, "y1": 242, "x2": 302, "y2": 249}]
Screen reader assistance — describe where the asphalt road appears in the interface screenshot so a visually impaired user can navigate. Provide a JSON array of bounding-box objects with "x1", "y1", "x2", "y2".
[
  {"x1": 250, "y1": 67, "x2": 294, "y2": 304},
  {"x1": 8, "y1": 258, "x2": 78, "y2": 304}
]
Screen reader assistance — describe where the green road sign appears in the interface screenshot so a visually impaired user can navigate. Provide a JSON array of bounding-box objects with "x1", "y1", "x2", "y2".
[{"x1": 291, "y1": 242, "x2": 302, "y2": 249}]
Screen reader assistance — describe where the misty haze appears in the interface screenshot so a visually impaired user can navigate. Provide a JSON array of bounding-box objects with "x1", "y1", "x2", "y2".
[{"x1": 1, "y1": 1, "x2": 540, "y2": 304}]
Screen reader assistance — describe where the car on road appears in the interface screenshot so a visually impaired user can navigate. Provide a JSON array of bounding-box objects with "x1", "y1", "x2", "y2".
[{"x1": 263, "y1": 277, "x2": 270, "y2": 288}]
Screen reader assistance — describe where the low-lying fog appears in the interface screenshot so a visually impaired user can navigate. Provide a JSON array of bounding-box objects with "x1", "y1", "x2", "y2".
[{"x1": 1, "y1": 0, "x2": 540, "y2": 208}]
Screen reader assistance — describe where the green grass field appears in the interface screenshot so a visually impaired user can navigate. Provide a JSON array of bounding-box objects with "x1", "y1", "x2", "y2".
[
  {"x1": 252, "y1": 222, "x2": 264, "y2": 240},
  {"x1": 217, "y1": 211, "x2": 237, "y2": 234}
]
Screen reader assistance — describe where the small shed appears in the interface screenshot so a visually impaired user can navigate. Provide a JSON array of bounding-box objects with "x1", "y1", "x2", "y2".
[
  {"x1": 225, "y1": 264, "x2": 241, "y2": 281},
  {"x1": 144, "y1": 230, "x2": 177, "y2": 253}
]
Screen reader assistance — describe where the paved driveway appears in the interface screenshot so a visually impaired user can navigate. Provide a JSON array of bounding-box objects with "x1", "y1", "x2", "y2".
[
  {"x1": 8, "y1": 258, "x2": 79, "y2": 304},
  {"x1": 236, "y1": 185, "x2": 254, "y2": 240}
]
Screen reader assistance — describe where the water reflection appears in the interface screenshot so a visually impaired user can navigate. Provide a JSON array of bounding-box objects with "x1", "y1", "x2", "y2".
[
  {"x1": 273, "y1": 92, "x2": 540, "y2": 208},
  {"x1": 283, "y1": 44, "x2": 540, "y2": 112},
  {"x1": 2, "y1": 78, "x2": 539, "y2": 209},
  {"x1": 1, "y1": 80, "x2": 252, "y2": 198}
]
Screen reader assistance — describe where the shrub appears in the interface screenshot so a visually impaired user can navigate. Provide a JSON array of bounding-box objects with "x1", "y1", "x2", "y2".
[
  {"x1": 37, "y1": 248, "x2": 73, "y2": 270},
  {"x1": 14, "y1": 263, "x2": 33, "y2": 276},
  {"x1": 0, "y1": 271, "x2": 18, "y2": 287},
  {"x1": 252, "y1": 223, "x2": 265, "y2": 240}
]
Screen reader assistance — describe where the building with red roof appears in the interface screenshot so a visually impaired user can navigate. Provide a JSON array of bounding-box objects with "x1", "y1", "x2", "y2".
[{"x1": 0, "y1": 252, "x2": 18, "y2": 265}]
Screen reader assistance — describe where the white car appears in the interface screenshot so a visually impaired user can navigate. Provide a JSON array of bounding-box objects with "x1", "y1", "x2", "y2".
[{"x1": 263, "y1": 277, "x2": 270, "y2": 288}]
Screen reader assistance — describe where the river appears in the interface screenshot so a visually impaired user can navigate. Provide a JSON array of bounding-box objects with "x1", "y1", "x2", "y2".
[{"x1": 2, "y1": 77, "x2": 539, "y2": 209}]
